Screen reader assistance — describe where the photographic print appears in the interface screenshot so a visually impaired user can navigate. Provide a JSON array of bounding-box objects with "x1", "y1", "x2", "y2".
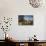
[{"x1": 18, "y1": 15, "x2": 33, "y2": 25}]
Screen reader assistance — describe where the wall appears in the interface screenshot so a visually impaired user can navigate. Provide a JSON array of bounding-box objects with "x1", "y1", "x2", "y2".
[{"x1": 0, "y1": 0, "x2": 46, "y2": 40}]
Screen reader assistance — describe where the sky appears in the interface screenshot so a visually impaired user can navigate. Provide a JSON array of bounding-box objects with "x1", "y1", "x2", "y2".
[{"x1": 24, "y1": 15, "x2": 33, "y2": 21}]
